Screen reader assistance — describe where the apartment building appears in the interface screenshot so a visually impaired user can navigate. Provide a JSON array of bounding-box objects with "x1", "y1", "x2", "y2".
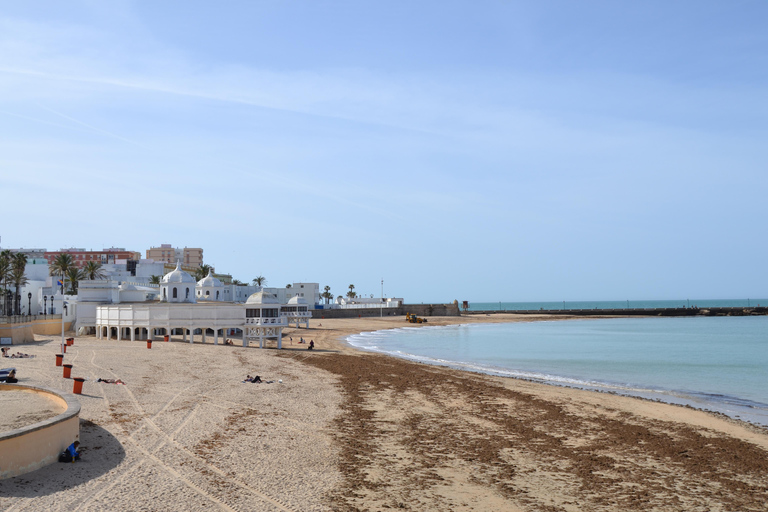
[
  {"x1": 44, "y1": 248, "x2": 141, "y2": 268},
  {"x1": 146, "y1": 244, "x2": 204, "y2": 267}
]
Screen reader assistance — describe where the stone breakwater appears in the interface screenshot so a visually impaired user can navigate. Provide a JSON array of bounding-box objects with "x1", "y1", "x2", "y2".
[{"x1": 463, "y1": 307, "x2": 768, "y2": 317}]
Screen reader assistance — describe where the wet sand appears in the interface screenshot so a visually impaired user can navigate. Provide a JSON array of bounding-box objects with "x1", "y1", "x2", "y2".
[{"x1": 1, "y1": 314, "x2": 767, "y2": 511}]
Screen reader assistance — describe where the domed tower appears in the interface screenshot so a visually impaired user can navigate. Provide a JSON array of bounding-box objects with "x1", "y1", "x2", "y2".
[
  {"x1": 160, "y1": 261, "x2": 197, "y2": 303},
  {"x1": 197, "y1": 269, "x2": 224, "y2": 301}
]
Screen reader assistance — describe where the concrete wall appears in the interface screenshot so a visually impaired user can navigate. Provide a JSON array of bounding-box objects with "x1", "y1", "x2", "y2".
[
  {"x1": 0, "y1": 317, "x2": 73, "y2": 344},
  {"x1": 0, "y1": 385, "x2": 80, "y2": 479},
  {"x1": 311, "y1": 303, "x2": 460, "y2": 319}
]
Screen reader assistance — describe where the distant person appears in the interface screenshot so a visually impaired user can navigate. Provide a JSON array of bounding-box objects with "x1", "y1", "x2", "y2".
[
  {"x1": 1, "y1": 347, "x2": 8, "y2": 357},
  {"x1": 59, "y1": 441, "x2": 81, "y2": 462},
  {"x1": 97, "y1": 378, "x2": 126, "y2": 385},
  {"x1": 308, "y1": 340, "x2": 314, "y2": 350},
  {"x1": 5, "y1": 369, "x2": 18, "y2": 383}
]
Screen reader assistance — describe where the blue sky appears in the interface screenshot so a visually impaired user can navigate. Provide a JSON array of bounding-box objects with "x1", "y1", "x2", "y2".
[{"x1": 1, "y1": 1, "x2": 766, "y2": 303}]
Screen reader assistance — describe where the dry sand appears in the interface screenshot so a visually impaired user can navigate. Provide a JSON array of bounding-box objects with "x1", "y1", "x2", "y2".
[{"x1": 1, "y1": 314, "x2": 767, "y2": 512}]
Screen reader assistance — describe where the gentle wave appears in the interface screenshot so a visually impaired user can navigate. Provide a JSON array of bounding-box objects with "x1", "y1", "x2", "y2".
[{"x1": 346, "y1": 319, "x2": 768, "y2": 426}]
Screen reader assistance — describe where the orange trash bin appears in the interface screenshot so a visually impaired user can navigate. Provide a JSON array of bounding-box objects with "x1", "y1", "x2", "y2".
[
  {"x1": 147, "y1": 340, "x2": 152, "y2": 349},
  {"x1": 72, "y1": 377, "x2": 85, "y2": 395},
  {"x1": 56, "y1": 354, "x2": 64, "y2": 366},
  {"x1": 63, "y1": 364, "x2": 73, "y2": 378},
  {"x1": 164, "y1": 335, "x2": 169, "y2": 342}
]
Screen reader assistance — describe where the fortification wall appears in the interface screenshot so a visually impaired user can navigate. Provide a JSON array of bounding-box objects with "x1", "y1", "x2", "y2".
[{"x1": 311, "y1": 303, "x2": 460, "y2": 319}]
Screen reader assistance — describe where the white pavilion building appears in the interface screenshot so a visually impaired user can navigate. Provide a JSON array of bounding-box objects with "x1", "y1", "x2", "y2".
[{"x1": 95, "y1": 263, "x2": 288, "y2": 348}]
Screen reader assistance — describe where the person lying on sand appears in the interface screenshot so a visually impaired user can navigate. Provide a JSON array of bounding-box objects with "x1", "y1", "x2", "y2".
[
  {"x1": 97, "y1": 378, "x2": 126, "y2": 385},
  {"x1": 243, "y1": 375, "x2": 263, "y2": 383},
  {"x1": 225, "y1": 339, "x2": 234, "y2": 345},
  {"x1": 10, "y1": 352, "x2": 35, "y2": 358},
  {"x1": 3, "y1": 369, "x2": 18, "y2": 383}
]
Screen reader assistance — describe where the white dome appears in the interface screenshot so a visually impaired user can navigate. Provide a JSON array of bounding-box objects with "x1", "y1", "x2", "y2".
[
  {"x1": 287, "y1": 295, "x2": 307, "y2": 305},
  {"x1": 245, "y1": 291, "x2": 280, "y2": 305},
  {"x1": 197, "y1": 269, "x2": 223, "y2": 287},
  {"x1": 162, "y1": 261, "x2": 196, "y2": 284}
]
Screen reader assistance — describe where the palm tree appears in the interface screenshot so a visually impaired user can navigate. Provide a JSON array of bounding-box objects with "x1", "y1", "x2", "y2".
[
  {"x1": 0, "y1": 250, "x2": 11, "y2": 315},
  {"x1": 232, "y1": 279, "x2": 244, "y2": 285},
  {"x1": 321, "y1": 285, "x2": 333, "y2": 305},
  {"x1": 65, "y1": 267, "x2": 84, "y2": 294},
  {"x1": 82, "y1": 260, "x2": 107, "y2": 280},
  {"x1": 347, "y1": 284, "x2": 356, "y2": 299},
  {"x1": 286, "y1": 284, "x2": 292, "y2": 289},
  {"x1": 252, "y1": 276, "x2": 266, "y2": 288},
  {"x1": 194, "y1": 264, "x2": 213, "y2": 281},
  {"x1": 11, "y1": 253, "x2": 28, "y2": 315},
  {"x1": 50, "y1": 254, "x2": 75, "y2": 294},
  {"x1": 149, "y1": 275, "x2": 161, "y2": 285}
]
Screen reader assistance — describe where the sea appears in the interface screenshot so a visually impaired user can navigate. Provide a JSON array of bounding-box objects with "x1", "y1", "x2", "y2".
[{"x1": 347, "y1": 302, "x2": 768, "y2": 427}]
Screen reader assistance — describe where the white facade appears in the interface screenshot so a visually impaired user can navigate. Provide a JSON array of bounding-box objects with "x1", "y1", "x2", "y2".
[
  {"x1": 264, "y1": 283, "x2": 320, "y2": 308},
  {"x1": 281, "y1": 295, "x2": 311, "y2": 328}
]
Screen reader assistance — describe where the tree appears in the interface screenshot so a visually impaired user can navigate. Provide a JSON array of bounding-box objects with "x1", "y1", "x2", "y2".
[
  {"x1": 82, "y1": 261, "x2": 107, "y2": 280},
  {"x1": 347, "y1": 284, "x2": 357, "y2": 299},
  {"x1": 252, "y1": 276, "x2": 266, "y2": 287},
  {"x1": 50, "y1": 254, "x2": 75, "y2": 294},
  {"x1": 65, "y1": 267, "x2": 84, "y2": 294},
  {"x1": 286, "y1": 284, "x2": 292, "y2": 289},
  {"x1": 0, "y1": 250, "x2": 11, "y2": 315},
  {"x1": 232, "y1": 279, "x2": 244, "y2": 285},
  {"x1": 321, "y1": 285, "x2": 333, "y2": 305},
  {"x1": 149, "y1": 275, "x2": 161, "y2": 285},
  {"x1": 194, "y1": 264, "x2": 213, "y2": 281},
  {"x1": 11, "y1": 253, "x2": 28, "y2": 315}
]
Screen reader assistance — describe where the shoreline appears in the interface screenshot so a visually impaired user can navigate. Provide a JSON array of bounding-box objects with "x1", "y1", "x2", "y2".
[
  {"x1": 341, "y1": 315, "x2": 768, "y2": 431},
  {"x1": 298, "y1": 314, "x2": 768, "y2": 510},
  {"x1": 1, "y1": 314, "x2": 766, "y2": 511}
]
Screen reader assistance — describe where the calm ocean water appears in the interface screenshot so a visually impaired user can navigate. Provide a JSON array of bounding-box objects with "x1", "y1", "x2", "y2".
[
  {"x1": 347, "y1": 316, "x2": 768, "y2": 426},
  {"x1": 468, "y1": 298, "x2": 768, "y2": 310}
]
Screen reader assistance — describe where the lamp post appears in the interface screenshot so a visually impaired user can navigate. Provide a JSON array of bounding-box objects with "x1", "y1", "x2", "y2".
[
  {"x1": 381, "y1": 279, "x2": 384, "y2": 318},
  {"x1": 61, "y1": 301, "x2": 68, "y2": 356},
  {"x1": 28, "y1": 292, "x2": 31, "y2": 316},
  {"x1": 44, "y1": 296, "x2": 48, "y2": 316}
]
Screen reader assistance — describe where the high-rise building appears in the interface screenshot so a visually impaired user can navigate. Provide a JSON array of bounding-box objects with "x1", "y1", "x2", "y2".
[{"x1": 146, "y1": 244, "x2": 204, "y2": 267}]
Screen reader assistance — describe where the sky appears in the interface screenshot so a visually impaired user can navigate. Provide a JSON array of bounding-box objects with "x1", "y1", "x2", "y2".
[{"x1": 1, "y1": 1, "x2": 766, "y2": 303}]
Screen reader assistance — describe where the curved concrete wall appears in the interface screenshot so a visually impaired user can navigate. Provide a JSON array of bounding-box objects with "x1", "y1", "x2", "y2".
[{"x1": 0, "y1": 384, "x2": 81, "y2": 479}]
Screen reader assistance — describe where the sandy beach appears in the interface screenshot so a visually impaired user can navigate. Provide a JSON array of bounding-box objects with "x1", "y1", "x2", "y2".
[{"x1": 1, "y1": 314, "x2": 767, "y2": 511}]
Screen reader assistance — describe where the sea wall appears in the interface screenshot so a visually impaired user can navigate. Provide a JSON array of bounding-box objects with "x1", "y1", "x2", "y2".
[
  {"x1": 462, "y1": 307, "x2": 768, "y2": 317},
  {"x1": 0, "y1": 316, "x2": 73, "y2": 344},
  {"x1": 311, "y1": 303, "x2": 460, "y2": 319}
]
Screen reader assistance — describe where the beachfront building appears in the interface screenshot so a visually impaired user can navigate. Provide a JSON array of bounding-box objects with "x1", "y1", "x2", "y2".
[
  {"x1": 196, "y1": 269, "x2": 231, "y2": 302},
  {"x1": 244, "y1": 291, "x2": 287, "y2": 348},
  {"x1": 94, "y1": 265, "x2": 287, "y2": 348},
  {"x1": 281, "y1": 295, "x2": 311, "y2": 328}
]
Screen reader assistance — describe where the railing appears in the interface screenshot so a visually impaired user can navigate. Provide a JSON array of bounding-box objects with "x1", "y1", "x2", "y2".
[
  {"x1": 244, "y1": 317, "x2": 288, "y2": 325},
  {"x1": 281, "y1": 312, "x2": 312, "y2": 318},
  {"x1": 0, "y1": 314, "x2": 62, "y2": 324}
]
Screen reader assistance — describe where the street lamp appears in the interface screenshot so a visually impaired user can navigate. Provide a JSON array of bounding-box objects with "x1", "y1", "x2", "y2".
[
  {"x1": 381, "y1": 279, "x2": 384, "y2": 318},
  {"x1": 28, "y1": 292, "x2": 31, "y2": 316},
  {"x1": 43, "y1": 296, "x2": 48, "y2": 316},
  {"x1": 61, "y1": 301, "x2": 68, "y2": 356}
]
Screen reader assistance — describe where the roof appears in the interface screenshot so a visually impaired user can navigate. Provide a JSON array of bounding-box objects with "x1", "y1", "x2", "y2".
[
  {"x1": 162, "y1": 261, "x2": 196, "y2": 284},
  {"x1": 197, "y1": 269, "x2": 223, "y2": 288},
  {"x1": 245, "y1": 291, "x2": 280, "y2": 305}
]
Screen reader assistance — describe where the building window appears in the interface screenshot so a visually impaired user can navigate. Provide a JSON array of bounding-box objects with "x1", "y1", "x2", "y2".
[
  {"x1": 173, "y1": 287, "x2": 177, "y2": 299},
  {"x1": 186, "y1": 288, "x2": 190, "y2": 299}
]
